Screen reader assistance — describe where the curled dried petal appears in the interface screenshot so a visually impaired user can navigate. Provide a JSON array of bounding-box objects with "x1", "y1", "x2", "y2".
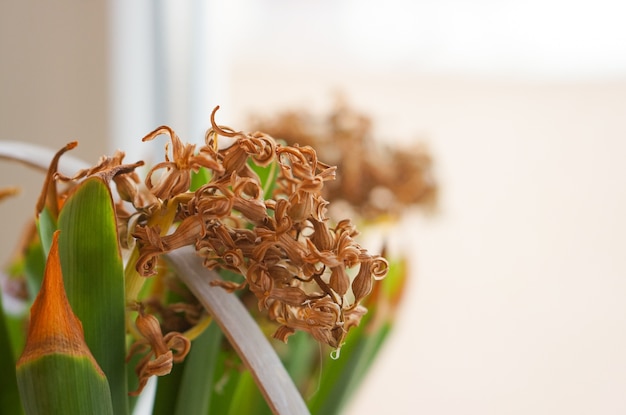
[
  {"x1": 127, "y1": 311, "x2": 191, "y2": 396},
  {"x1": 329, "y1": 266, "x2": 350, "y2": 297}
]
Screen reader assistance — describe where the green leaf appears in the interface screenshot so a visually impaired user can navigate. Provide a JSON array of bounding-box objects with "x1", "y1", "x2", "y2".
[
  {"x1": 17, "y1": 355, "x2": 114, "y2": 415},
  {"x1": 24, "y1": 228, "x2": 47, "y2": 301},
  {"x1": 227, "y1": 370, "x2": 271, "y2": 415},
  {"x1": 174, "y1": 321, "x2": 223, "y2": 415},
  {"x1": 57, "y1": 177, "x2": 128, "y2": 415},
  {"x1": 0, "y1": 291, "x2": 23, "y2": 414},
  {"x1": 190, "y1": 167, "x2": 211, "y2": 192},
  {"x1": 153, "y1": 321, "x2": 223, "y2": 415},
  {"x1": 249, "y1": 158, "x2": 278, "y2": 198},
  {"x1": 37, "y1": 207, "x2": 57, "y2": 258},
  {"x1": 208, "y1": 349, "x2": 244, "y2": 415}
]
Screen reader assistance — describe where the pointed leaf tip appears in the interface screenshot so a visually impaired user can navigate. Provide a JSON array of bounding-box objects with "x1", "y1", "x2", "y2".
[{"x1": 17, "y1": 230, "x2": 101, "y2": 373}]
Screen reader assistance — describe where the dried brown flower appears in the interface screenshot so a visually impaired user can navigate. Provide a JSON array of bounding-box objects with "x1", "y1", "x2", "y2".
[
  {"x1": 249, "y1": 99, "x2": 437, "y2": 219},
  {"x1": 57, "y1": 105, "x2": 388, "y2": 350}
]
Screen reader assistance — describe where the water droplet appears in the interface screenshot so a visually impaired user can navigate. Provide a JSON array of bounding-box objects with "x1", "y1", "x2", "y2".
[{"x1": 330, "y1": 347, "x2": 341, "y2": 360}]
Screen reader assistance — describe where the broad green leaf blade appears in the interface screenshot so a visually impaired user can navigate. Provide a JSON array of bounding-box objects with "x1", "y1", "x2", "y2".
[
  {"x1": 17, "y1": 355, "x2": 114, "y2": 415},
  {"x1": 227, "y1": 371, "x2": 270, "y2": 415},
  {"x1": 280, "y1": 330, "x2": 318, "y2": 394},
  {"x1": 174, "y1": 320, "x2": 223, "y2": 415},
  {"x1": 165, "y1": 247, "x2": 310, "y2": 415},
  {"x1": 57, "y1": 177, "x2": 128, "y2": 415},
  {"x1": 208, "y1": 350, "x2": 245, "y2": 415},
  {"x1": 0, "y1": 291, "x2": 23, "y2": 414},
  {"x1": 152, "y1": 321, "x2": 222, "y2": 415}
]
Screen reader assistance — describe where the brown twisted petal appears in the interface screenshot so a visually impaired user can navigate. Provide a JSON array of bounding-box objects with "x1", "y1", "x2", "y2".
[
  {"x1": 163, "y1": 332, "x2": 191, "y2": 363},
  {"x1": 190, "y1": 147, "x2": 223, "y2": 173},
  {"x1": 135, "y1": 247, "x2": 162, "y2": 276},
  {"x1": 250, "y1": 238, "x2": 282, "y2": 266},
  {"x1": 268, "y1": 287, "x2": 309, "y2": 307},
  {"x1": 128, "y1": 312, "x2": 190, "y2": 396},
  {"x1": 276, "y1": 233, "x2": 307, "y2": 266},
  {"x1": 221, "y1": 249, "x2": 245, "y2": 269},
  {"x1": 133, "y1": 226, "x2": 165, "y2": 275},
  {"x1": 247, "y1": 262, "x2": 272, "y2": 294},
  {"x1": 159, "y1": 215, "x2": 206, "y2": 250},
  {"x1": 267, "y1": 264, "x2": 294, "y2": 285},
  {"x1": 142, "y1": 125, "x2": 222, "y2": 200},
  {"x1": 209, "y1": 105, "x2": 239, "y2": 138},
  {"x1": 310, "y1": 219, "x2": 334, "y2": 251},
  {"x1": 209, "y1": 278, "x2": 247, "y2": 292},
  {"x1": 144, "y1": 161, "x2": 190, "y2": 200},
  {"x1": 134, "y1": 225, "x2": 165, "y2": 250},
  {"x1": 134, "y1": 313, "x2": 170, "y2": 355},
  {"x1": 219, "y1": 144, "x2": 251, "y2": 177},
  {"x1": 276, "y1": 146, "x2": 313, "y2": 180},
  {"x1": 335, "y1": 219, "x2": 359, "y2": 238},
  {"x1": 134, "y1": 216, "x2": 204, "y2": 276},
  {"x1": 272, "y1": 199, "x2": 293, "y2": 235},
  {"x1": 284, "y1": 302, "x2": 343, "y2": 347},
  {"x1": 329, "y1": 266, "x2": 350, "y2": 296},
  {"x1": 273, "y1": 325, "x2": 296, "y2": 343},
  {"x1": 286, "y1": 195, "x2": 313, "y2": 223},
  {"x1": 304, "y1": 239, "x2": 342, "y2": 268},
  {"x1": 141, "y1": 126, "x2": 191, "y2": 164},
  {"x1": 351, "y1": 260, "x2": 374, "y2": 304},
  {"x1": 248, "y1": 270, "x2": 274, "y2": 311},
  {"x1": 335, "y1": 232, "x2": 361, "y2": 268},
  {"x1": 232, "y1": 193, "x2": 267, "y2": 224},
  {"x1": 232, "y1": 173, "x2": 262, "y2": 198},
  {"x1": 297, "y1": 298, "x2": 341, "y2": 328},
  {"x1": 129, "y1": 351, "x2": 173, "y2": 396},
  {"x1": 191, "y1": 184, "x2": 234, "y2": 219},
  {"x1": 312, "y1": 196, "x2": 330, "y2": 223},
  {"x1": 343, "y1": 304, "x2": 367, "y2": 332},
  {"x1": 113, "y1": 169, "x2": 159, "y2": 209},
  {"x1": 246, "y1": 134, "x2": 276, "y2": 166},
  {"x1": 370, "y1": 257, "x2": 389, "y2": 280}
]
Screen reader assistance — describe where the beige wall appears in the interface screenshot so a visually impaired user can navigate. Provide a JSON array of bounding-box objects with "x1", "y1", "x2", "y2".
[
  {"x1": 230, "y1": 63, "x2": 626, "y2": 414},
  {"x1": 0, "y1": 1, "x2": 108, "y2": 264}
]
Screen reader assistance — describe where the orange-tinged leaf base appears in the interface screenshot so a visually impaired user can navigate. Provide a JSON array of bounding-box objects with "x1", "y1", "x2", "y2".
[{"x1": 17, "y1": 230, "x2": 102, "y2": 375}]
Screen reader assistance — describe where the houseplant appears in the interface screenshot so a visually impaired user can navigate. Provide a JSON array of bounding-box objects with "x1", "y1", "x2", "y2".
[{"x1": 0, "y1": 105, "x2": 407, "y2": 415}]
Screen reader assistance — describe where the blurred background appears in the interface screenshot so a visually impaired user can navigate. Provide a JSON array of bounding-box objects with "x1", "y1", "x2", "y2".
[{"x1": 2, "y1": 1, "x2": 626, "y2": 414}]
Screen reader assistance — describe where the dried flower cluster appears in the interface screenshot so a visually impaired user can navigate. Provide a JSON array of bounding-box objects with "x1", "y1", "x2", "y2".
[
  {"x1": 250, "y1": 100, "x2": 437, "y2": 220},
  {"x1": 75, "y1": 107, "x2": 387, "y2": 350}
]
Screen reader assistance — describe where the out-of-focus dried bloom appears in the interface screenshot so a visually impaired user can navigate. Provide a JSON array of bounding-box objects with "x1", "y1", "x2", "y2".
[
  {"x1": 250, "y1": 99, "x2": 437, "y2": 220},
  {"x1": 126, "y1": 309, "x2": 190, "y2": 396}
]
